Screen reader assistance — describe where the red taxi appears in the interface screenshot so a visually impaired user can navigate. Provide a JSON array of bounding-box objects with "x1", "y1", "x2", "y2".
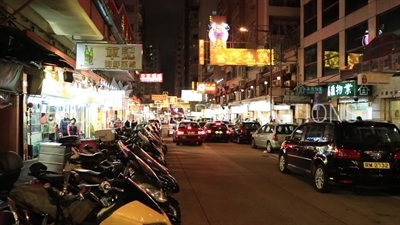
[{"x1": 173, "y1": 122, "x2": 205, "y2": 145}]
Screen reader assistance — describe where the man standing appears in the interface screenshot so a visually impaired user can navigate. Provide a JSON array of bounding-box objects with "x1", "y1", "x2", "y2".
[{"x1": 59, "y1": 113, "x2": 71, "y2": 137}]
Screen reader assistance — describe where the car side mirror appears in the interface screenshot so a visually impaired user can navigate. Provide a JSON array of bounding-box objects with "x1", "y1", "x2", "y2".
[{"x1": 284, "y1": 136, "x2": 291, "y2": 141}]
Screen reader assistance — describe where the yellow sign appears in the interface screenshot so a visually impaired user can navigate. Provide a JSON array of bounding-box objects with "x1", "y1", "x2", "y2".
[
  {"x1": 197, "y1": 82, "x2": 216, "y2": 94},
  {"x1": 168, "y1": 96, "x2": 177, "y2": 104},
  {"x1": 348, "y1": 53, "x2": 362, "y2": 65},
  {"x1": 324, "y1": 51, "x2": 339, "y2": 68},
  {"x1": 210, "y1": 47, "x2": 274, "y2": 66},
  {"x1": 151, "y1": 94, "x2": 167, "y2": 101},
  {"x1": 199, "y1": 39, "x2": 205, "y2": 65}
]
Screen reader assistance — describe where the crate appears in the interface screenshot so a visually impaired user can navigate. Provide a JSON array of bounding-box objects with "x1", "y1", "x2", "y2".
[
  {"x1": 95, "y1": 129, "x2": 115, "y2": 142},
  {"x1": 38, "y1": 143, "x2": 70, "y2": 173}
]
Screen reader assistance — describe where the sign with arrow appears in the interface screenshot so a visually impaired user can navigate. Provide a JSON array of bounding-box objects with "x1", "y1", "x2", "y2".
[{"x1": 357, "y1": 85, "x2": 370, "y2": 96}]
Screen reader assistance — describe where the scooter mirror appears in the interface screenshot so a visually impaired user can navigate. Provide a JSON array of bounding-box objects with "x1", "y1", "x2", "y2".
[{"x1": 62, "y1": 162, "x2": 72, "y2": 192}]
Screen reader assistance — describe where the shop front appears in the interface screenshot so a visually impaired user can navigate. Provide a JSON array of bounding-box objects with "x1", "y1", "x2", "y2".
[
  {"x1": 327, "y1": 80, "x2": 372, "y2": 121},
  {"x1": 26, "y1": 68, "x2": 104, "y2": 157},
  {"x1": 248, "y1": 100, "x2": 271, "y2": 124}
]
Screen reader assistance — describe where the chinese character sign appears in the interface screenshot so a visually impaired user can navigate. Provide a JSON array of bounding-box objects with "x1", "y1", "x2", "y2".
[
  {"x1": 296, "y1": 86, "x2": 323, "y2": 95},
  {"x1": 327, "y1": 81, "x2": 355, "y2": 97},
  {"x1": 139, "y1": 73, "x2": 163, "y2": 83},
  {"x1": 199, "y1": 39, "x2": 205, "y2": 65},
  {"x1": 197, "y1": 82, "x2": 217, "y2": 94},
  {"x1": 210, "y1": 47, "x2": 274, "y2": 66},
  {"x1": 76, "y1": 43, "x2": 143, "y2": 70}
]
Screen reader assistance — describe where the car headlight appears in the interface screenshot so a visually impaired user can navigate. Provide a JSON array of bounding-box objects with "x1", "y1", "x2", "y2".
[{"x1": 139, "y1": 183, "x2": 168, "y2": 203}]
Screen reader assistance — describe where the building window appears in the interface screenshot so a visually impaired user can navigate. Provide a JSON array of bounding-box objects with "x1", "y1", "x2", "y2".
[
  {"x1": 345, "y1": 21, "x2": 368, "y2": 65},
  {"x1": 270, "y1": 16, "x2": 300, "y2": 35},
  {"x1": 377, "y1": 6, "x2": 400, "y2": 35},
  {"x1": 322, "y1": 34, "x2": 339, "y2": 77},
  {"x1": 304, "y1": 44, "x2": 317, "y2": 80},
  {"x1": 303, "y1": 0, "x2": 317, "y2": 37},
  {"x1": 269, "y1": 0, "x2": 299, "y2": 7},
  {"x1": 322, "y1": 0, "x2": 339, "y2": 27},
  {"x1": 345, "y1": 0, "x2": 368, "y2": 16}
]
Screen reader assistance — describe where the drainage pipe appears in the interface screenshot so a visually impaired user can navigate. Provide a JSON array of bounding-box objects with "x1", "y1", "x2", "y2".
[{"x1": 92, "y1": 0, "x2": 124, "y2": 43}]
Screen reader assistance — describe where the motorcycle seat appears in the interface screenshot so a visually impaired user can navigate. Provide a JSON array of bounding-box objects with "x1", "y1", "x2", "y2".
[
  {"x1": 41, "y1": 173, "x2": 64, "y2": 184},
  {"x1": 73, "y1": 169, "x2": 104, "y2": 184},
  {"x1": 79, "y1": 152, "x2": 104, "y2": 164}
]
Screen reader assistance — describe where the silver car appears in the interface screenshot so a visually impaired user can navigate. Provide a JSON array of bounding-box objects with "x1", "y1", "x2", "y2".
[{"x1": 251, "y1": 123, "x2": 297, "y2": 153}]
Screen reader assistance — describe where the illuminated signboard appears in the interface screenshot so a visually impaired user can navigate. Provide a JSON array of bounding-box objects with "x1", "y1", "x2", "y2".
[
  {"x1": 348, "y1": 53, "x2": 363, "y2": 65},
  {"x1": 76, "y1": 43, "x2": 142, "y2": 70},
  {"x1": 197, "y1": 82, "x2": 216, "y2": 94},
  {"x1": 139, "y1": 73, "x2": 163, "y2": 83},
  {"x1": 206, "y1": 16, "x2": 274, "y2": 66},
  {"x1": 208, "y1": 16, "x2": 229, "y2": 48},
  {"x1": 324, "y1": 51, "x2": 339, "y2": 68},
  {"x1": 210, "y1": 47, "x2": 274, "y2": 66},
  {"x1": 199, "y1": 39, "x2": 205, "y2": 65}
]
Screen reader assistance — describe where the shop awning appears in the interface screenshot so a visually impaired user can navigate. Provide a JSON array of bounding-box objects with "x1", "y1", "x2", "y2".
[
  {"x1": 245, "y1": 80, "x2": 256, "y2": 88},
  {"x1": 0, "y1": 25, "x2": 72, "y2": 68},
  {"x1": 258, "y1": 70, "x2": 287, "y2": 84}
]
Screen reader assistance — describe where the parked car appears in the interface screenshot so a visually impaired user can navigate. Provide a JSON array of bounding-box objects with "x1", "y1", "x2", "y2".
[
  {"x1": 204, "y1": 121, "x2": 230, "y2": 142},
  {"x1": 230, "y1": 121, "x2": 261, "y2": 144},
  {"x1": 172, "y1": 122, "x2": 205, "y2": 145},
  {"x1": 278, "y1": 120, "x2": 400, "y2": 193},
  {"x1": 198, "y1": 121, "x2": 207, "y2": 128},
  {"x1": 251, "y1": 123, "x2": 297, "y2": 153}
]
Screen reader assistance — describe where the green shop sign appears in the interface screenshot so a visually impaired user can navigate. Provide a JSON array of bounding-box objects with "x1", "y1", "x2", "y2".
[
  {"x1": 296, "y1": 85, "x2": 323, "y2": 95},
  {"x1": 327, "y1": 81, "x2": 371, "y2": 98}
]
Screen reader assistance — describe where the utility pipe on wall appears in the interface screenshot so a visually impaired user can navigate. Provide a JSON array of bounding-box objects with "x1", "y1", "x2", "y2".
[{"x1": 92, "y1": 0, "x2": 124, "y2": 44}]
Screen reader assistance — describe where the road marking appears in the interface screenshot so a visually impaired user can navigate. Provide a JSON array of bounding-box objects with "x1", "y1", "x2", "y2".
[{"x1": 203, "y1": 144, "x2": 211, "y2": 149}]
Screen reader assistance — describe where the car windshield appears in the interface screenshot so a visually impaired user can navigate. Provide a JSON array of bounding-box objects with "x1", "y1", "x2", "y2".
[
  {"x1": 340, "y1": 123, "x2": 400, "y2": 145},
  {"x1": 276, "y1": 125, "x2": 296, "y2": 134},
  {"x1": 243, "y1": 123, "x2": 260, "y2": 130},
  {"x1": 179, "y1": 123, "x2": 200, "y2": 129}
]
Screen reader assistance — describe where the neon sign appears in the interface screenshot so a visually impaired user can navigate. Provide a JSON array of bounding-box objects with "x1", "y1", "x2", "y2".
[{"x1": 208, "y1": 16, "x2": 230, "y2": 48}]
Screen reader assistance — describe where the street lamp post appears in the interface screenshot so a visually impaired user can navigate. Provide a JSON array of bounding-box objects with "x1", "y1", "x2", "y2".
[{"x1": 240, "y1": 27, "x2": 274, "y2": 122}]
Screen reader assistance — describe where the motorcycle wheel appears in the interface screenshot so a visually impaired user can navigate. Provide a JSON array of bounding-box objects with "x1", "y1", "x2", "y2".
[
  {"x1": 167, "y1": 202, "x2": 181, "y2": 221},
  {"x1": 162, "y1": 145, "x2": 168, "y2": 154}
]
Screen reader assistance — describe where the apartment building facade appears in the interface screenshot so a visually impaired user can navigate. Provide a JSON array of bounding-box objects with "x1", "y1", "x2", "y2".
[
  {"x1": 205, "y1": 0, "x2": 300, "y2": 124},
  {"x1": 299, "y1": 0, "x2": 400, "y2": 124},
  {"x1": 141, "y1": 44, "x2": 161, "y2": 98},
  {"x1": 174, "y1": 25, "x2": 185, "y2": 97}
]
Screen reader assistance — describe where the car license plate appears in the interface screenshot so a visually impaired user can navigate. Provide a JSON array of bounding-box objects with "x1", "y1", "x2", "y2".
[
  {"x1": 363, "y1": 162, "x2": 390, "y2": 169},
  {"x1": 188, "y1": 132, "x2": 195, "y2": 135}
]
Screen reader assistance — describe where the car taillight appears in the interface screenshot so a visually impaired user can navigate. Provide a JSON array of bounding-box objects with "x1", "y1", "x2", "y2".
[
  {"x1": 177, "y1": 131, "x2": 184, "y2": 135},
  {"x1": 272, "y1": 134, "x2": 278, "y2": 141},
  {"x1": 394, "y1": 152, "x2": 400, "y2": 160},
  {"x1": 207, "y1": 130, "x2": 212, "y2": 133},
  {"x1": 334, "y1": 148, "x2": 360, "y2": 159},
  {"x1": 226, "y1": 130, "x2": 230, "y2": 134}
]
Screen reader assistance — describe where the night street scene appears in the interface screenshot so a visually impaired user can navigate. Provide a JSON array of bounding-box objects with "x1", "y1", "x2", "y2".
[{"x1": 0, "y1": 0, "x2": 400, "y2": 225}]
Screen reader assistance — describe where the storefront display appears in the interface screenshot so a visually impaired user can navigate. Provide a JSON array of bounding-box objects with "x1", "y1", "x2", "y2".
[
  {"x1": 27, "y1": 69, "x2": 105, "y2": 157},
  {"x1": 338, "y1": 100, "x2": 372, "y2": 121},
  {"x1": 389, "y1": 99, "x2": 400, "y2": 127}
]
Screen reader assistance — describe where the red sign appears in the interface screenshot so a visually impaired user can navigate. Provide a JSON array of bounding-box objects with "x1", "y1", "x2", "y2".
[{"x1": 139, "y1": 73, "x2": 163, "y2": 83}]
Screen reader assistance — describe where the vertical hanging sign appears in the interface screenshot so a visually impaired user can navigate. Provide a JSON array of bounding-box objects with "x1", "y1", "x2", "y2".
[{"x1": 199, "y1": 39, "x2": 205, "y2": 65}]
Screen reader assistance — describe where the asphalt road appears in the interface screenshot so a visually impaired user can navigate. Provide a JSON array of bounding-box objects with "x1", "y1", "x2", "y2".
[{"x1": 166, "y1": 141, "x2": 400, "y2": 225}]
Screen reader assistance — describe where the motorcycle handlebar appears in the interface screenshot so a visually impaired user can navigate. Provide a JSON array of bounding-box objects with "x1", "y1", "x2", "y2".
[{"x1": 44, "y1": 183, "x2": 83, "y2": 206}]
